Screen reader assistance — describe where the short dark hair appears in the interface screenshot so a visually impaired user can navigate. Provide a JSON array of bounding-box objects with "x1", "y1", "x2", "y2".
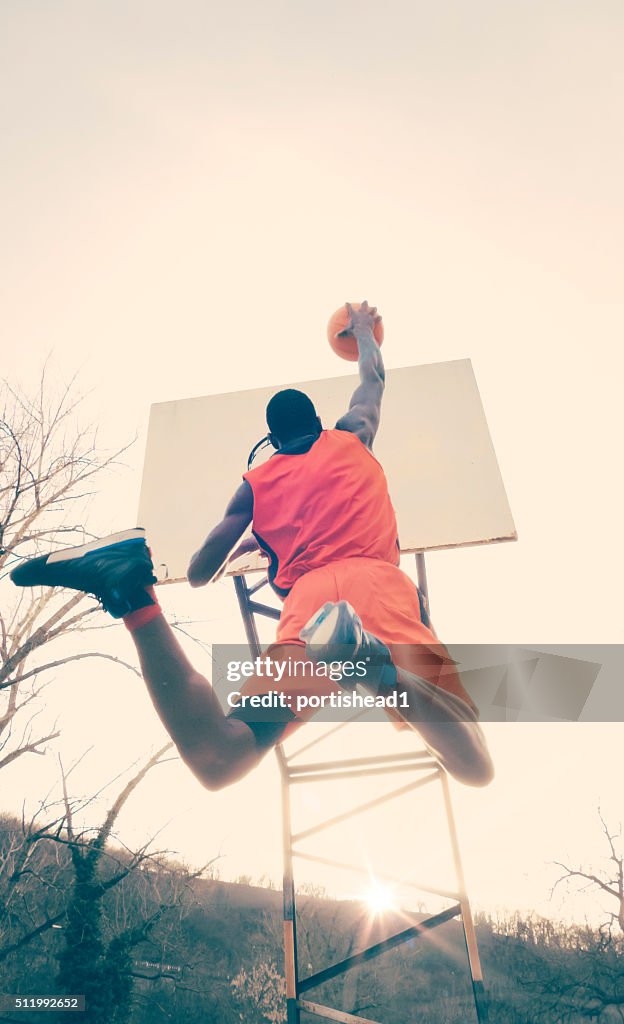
[{"x1": 266, "y1": 389, "x2": 319, "y2": 444}]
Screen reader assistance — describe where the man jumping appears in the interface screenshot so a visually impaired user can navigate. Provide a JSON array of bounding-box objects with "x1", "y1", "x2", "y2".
[{"x1": 10, "y1": 302, "x2": 493, "y2": 790}]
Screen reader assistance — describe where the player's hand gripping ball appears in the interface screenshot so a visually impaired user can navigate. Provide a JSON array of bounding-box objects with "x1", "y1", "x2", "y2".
[{"x1": 327, "y1": 301, "x2": 384, "y2": 361}]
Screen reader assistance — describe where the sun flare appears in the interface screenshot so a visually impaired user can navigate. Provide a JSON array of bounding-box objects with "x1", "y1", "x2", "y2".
[{"x1": 365, "y1": 881, "x2": 395, "y2": 916}]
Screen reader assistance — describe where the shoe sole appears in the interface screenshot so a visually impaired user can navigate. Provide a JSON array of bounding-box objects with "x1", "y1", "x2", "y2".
[
  {"x1": 300, "y1": 600, "x2": 360, "y2": 652},
  {"x1": 46, "y1": 528, "x2": 146, "y2": 564},
  {"x1": 306, "y1": 605, "x2": 344, "y2": 647}
]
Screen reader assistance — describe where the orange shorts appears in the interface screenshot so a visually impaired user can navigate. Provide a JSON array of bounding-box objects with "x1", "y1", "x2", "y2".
[{"x1": 229, "y1": 557, "x2": 477, "y2": 746}]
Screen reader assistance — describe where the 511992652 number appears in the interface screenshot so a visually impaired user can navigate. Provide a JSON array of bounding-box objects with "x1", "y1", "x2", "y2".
[{"x1": 0, "y1": 995, "x2": 85, "y2": 1011}]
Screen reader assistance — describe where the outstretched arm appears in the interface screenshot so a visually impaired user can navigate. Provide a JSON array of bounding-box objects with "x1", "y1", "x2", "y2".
[
  {"x1": 187, "y1": 481, "x2": 253, "y2": 587},
  {"x1": 335, "y1": 301, "x2": 385, "y2": 449}
]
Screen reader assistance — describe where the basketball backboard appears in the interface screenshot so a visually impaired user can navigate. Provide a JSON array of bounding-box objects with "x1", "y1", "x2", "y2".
[{"x1": 138, "y1": 359, "x2": 516, "y2": 583}]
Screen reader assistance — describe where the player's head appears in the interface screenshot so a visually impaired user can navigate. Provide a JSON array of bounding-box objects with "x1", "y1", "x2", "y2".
[{"x1": 266, "y1": 389, "x2": 322, "y2": 448}]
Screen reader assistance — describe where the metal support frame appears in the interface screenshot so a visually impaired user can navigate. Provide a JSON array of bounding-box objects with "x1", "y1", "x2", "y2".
[{"x1": 233, "y1": 557, "x2": 489, "y2": 1023}]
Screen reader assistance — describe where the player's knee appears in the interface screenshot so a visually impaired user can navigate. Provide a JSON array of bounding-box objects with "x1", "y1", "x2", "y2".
[
  {"x1": 463, "y1": 754, "x2": 495, "y2": 788},
  {"x1": 177, "y1": 743, "x2": 243, "y2": 792},
  {"x1": 198, "y1": 760, "x2": 238, "y2": 792},
  {"x1": 185, "y1": 751, "x2": 247, "y2": 791},
  {"x1": 182, "y1": 729, "x2": 262, "y2": 791}
]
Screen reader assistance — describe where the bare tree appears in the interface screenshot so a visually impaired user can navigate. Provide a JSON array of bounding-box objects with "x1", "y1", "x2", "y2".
[
  {"x1": 1, "y1": 746, "x2": 172, "y2": 962},
  {"x1": 0, "y1": 743, "x2": 222, "y2": 1024},
  {"x1": 231, "y1": 960, "x2": 286, "y2": 1023},
  {"x1": 512, "y1": 917, "x2": 624, "y2": 1023},
  {"x1": 553, "y1": 807, "x2": 624, "y2": 936},
  {"x1": 502, "y1": 809, "x2": 624, "y2": 1022},
  {"x1": 0, "y1": 368, "x2": 242, "y2": 1020},
  {"x1": 0, "y1": 367, "x2": 135, "y2": 774}
]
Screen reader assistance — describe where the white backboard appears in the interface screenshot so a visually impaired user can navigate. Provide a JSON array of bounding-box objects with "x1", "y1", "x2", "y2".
[{"x1": 138, "y1": 360, "x2": 516, "y2": 582}]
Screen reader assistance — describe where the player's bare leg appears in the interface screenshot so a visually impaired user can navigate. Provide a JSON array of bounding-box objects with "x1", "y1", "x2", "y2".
[
  {"x1": 10, "y1": 531, "x2": 263, "y2": 790},
  {"x1": 129, "y1": 616, "x2": 262, "y2": 789},
  {"x1": 301, "y1": 601, "x2": 494, "y2": 788}
]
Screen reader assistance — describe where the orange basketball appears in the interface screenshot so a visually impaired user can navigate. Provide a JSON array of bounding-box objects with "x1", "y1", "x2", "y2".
[{"x1": 327, "y1": 303, "x2": 384, "y2": 361}]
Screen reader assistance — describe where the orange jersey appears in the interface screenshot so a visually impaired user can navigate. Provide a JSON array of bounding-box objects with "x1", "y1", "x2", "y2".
[{"x1": 243, "y1": 429, "x2": 399, "y2": 595}]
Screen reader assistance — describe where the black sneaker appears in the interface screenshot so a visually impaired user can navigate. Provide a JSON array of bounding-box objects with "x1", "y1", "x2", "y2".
[{"x1": 10, "y1": 528, "x2": 157, "y2": 618}]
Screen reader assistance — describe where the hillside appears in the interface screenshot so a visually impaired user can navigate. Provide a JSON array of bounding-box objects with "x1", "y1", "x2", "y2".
[{"x1": 1, "y1": 814, "x2": 620, "y2": 1023}]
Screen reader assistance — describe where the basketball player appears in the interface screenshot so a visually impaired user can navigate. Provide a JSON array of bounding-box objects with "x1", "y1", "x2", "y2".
[{"x1": 11, "y1": 303, "x2": 493, "y2": 790}]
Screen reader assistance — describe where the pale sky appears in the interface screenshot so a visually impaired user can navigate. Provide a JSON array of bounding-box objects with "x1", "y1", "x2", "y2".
[{"x1": 2, "y1": 0, "x2": 624, "y2": 929}]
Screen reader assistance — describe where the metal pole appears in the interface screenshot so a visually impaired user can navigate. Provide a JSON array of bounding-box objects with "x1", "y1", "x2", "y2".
[
  {"x1": 281, "y1": 761, "x2": 300, "y2": 1024},
  {"x1": 233, "y1": 575, "x2": 262, "y2": 656},
  {"x1": 418, "y1": 556, "x2": 489, "y2": 1020},
  {"x1": 234, "y1": 573, "x2": 300, "y2": 1019},
  {"x1": 415, "y1": 551, "x2": 429, "y2": 603},
  {"x1": 440, "y1": 771, "x2": 489, "y2": 1022}
]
